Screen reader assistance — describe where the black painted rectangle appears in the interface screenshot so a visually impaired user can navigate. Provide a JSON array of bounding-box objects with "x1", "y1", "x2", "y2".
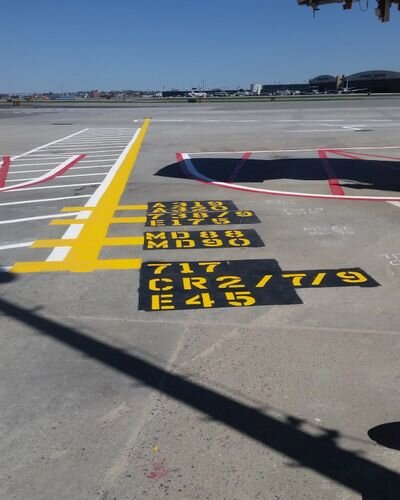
[
  {"x1": 143, "y1": 229, "x2": 265, "y2": 250},
  {"x1": 145, "y1": 210, "x2": 260, "y2": 227},
  {"x1": 138, "y1": 259, "x2": 379, "y2": 311},
  {"x1": 147, "y1": 200, "x2": 238, "y2": 214}
]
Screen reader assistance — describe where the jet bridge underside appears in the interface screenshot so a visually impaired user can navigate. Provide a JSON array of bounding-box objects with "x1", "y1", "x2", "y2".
[{"x1": 298, "y1": 0, "x2": 400, "y2": 22}]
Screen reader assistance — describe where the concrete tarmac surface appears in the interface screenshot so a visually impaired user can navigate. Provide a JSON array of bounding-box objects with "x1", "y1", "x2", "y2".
[{"x1": 1, "y1": 100, "x2": 400, "y2": 499}]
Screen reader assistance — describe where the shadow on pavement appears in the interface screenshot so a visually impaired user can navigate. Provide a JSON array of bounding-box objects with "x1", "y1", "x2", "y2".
[
  {"x1": 0, "y1": 296, "x2": 399, "y2": 499},
  {"x1": 156, "y1": 157, "x2": 400, "y2": 192}
]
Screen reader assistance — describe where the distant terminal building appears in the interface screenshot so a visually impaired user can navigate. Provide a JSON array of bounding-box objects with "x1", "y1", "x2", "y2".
[
  {"x1": 309, "y1": 74, "x2": 341, "y2": 92},
  {"x1": 345, "y1": 70, "x2": 400, "y2": 92},
  {"x1": 261, "y1": 83, "x2": 309, "y2": 94}
]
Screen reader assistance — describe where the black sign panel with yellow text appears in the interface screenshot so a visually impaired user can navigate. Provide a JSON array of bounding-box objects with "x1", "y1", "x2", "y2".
[
  {"x1": 143, "y1": 229, "x2": 265, "y2": 250},
  {"x1": 139, "y1": 259, "x2": 379, "y2": 311}
]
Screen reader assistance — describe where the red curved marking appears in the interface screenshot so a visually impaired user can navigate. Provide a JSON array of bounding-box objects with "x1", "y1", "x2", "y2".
[
  {"x1": 0, "y1": 156, "x2": 11, "y2": 188},
  {"x1": 176, "y1": 152, "x2": 400, "y2": 202},
  {"x1": 0, "y1": 154, "x2": 85, "y2": 192}
]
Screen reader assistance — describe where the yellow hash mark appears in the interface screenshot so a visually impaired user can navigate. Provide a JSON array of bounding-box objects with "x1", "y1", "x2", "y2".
[
  {"x1": 12, "y1": 258, "x2": 142, "y2": 273},
  {"x1": 110, "y1": 217, "x2": 147, "y2": 224},
  {"x1": 61, "y1": 207, "x2": 95, "y2": 212},
  {"x1": 32, "y1": 236, "x2": 144, "y2": 248},
  {"x1": 116, "y1": 204, "x2": 148, "y2": 211}
]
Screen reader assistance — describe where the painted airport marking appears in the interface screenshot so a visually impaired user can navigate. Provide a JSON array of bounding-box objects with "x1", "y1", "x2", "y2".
[
  {"x1": 146, "y1": 200, "x2": 259, "y2": 227},
  {"x1": 0, "y1": 155, "x2": 85, "y2": 192},
  {"x1": 144, "y1": 230, "x2": 264, "y2": 250},
  {"x1": 178, "y1": 149, "x2": 400, "y2": 201},
  {"x1": 138, "y1": 259, "x2": 379, "y2": 311},
  {"x1": 11, "y1": 120, "x2": 150, "y2": 273}
]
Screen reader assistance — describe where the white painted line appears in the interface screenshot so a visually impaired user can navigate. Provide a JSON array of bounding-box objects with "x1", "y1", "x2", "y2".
[
  {"x1": 10, "y1": 162, "x2": 60, "y2": 167},
  {"x1": 46, "y1": 211, "x2": 90, "y2": 262},
  {"x1": 6, "y1": 172, "x2": 106, "y2": 182},
  {"x1": 387, "y1": 201, "x2": 400, "y2": 208},
  {"x1": 86, "y1": 128, "x2": 141, "y2": 206},
  {"x1": 11, "y1": 129, "x2": 89, "y2": 161},
  {"x1": 44, "y1": 148, "x2": 124, "y2": 154},
  {"x1": 0, "y1": 195, "x2": 90, "y2": 207},
  {"x1": 4, "y1": 182, "x2": 101, "y2": 192},
  {"x1": 0, "y1": 212, "x2": 81, "y2": 225},
  {"x1": 188, "y1": 145, "x2": 400, "y2": 155},
  {"x1": 7, "y1": 165, "x2": 111, "y2": 175},
  {"x1": 0, "y1": 241, "x2": 33, "y2": 251}
]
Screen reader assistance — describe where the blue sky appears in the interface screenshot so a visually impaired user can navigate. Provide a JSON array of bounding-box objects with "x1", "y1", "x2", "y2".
[{"x1": 1, "y1": 0, "x2": 399, "y2": 92}]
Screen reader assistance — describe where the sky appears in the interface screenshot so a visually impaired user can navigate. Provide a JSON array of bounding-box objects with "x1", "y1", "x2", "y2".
[{"x1": 1, "y1": 0, "x2": 400, "y2": 93}]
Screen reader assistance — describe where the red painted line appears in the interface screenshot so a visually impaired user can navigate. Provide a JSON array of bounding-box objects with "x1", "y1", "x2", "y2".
[
  {"x1": 0, "y1": 156, "x2": 11, "y2": 188},
  {"x1": 318, "y1": 149, "x2": 345, "y2": 196},
  {"x1": 228, "y1": 152, "x2": 252, "y2": 182},
  {"x1": 0, "y1": 154, "x2": 86, "y2": 192}
]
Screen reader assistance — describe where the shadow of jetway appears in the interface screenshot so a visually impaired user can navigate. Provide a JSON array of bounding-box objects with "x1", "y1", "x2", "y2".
[
  {"x1": 1, "y1": 297, "x2": 399, "y2": 498},
  {"x1": 156, "y1": 157, "x2": 400, "y2": 193}
]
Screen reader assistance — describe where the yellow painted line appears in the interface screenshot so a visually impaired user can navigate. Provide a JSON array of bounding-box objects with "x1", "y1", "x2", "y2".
[
  {"x1": 31, "y1": 236, "x2": 145, "y2": 248},
  {"x1": 49, "y1": 219, "x2": 88, "y2": 225},
  {"x1": 12, "y1": 258, "x2": 142, "y2": 273},
  {"x1": 103, "y1": 236, "x2": 144, "y2": 246},
  {"x1": 111, "y1": 217, "x2": 147, "y2": 224},
  {"x1": 61, "y1": 206, "x2": 95, "y2": 212},
  {"x1": 12, "y1": 118, "x2": 150, "y2": 273},
  {"x1": 116, "y1": 204, "x2": 148, "y2": 210}
]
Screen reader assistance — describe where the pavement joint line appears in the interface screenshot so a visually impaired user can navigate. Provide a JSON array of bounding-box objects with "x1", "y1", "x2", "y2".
[{"x1": 11, "y1": 120, "x2": 150, "y2": 273}]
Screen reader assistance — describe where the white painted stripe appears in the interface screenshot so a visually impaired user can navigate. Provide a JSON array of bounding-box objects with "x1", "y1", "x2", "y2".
[
  {"x1": 387, "y1": 201, "x2": 400, "y2": 208},
  {"x1": 188, "y1": 145, "x2": 400, "y2": 155},
  {"x1": 0, "y1": 195, "x2": 90, "y2": 207},
  {"x1": 46, "y1": 211, "x2": 90, "y2": 261},
  {"x1": 0, "y1": 155, "x2": 83, "y2": 192},
  {"x1": 0, "y1": 242, "x2": 33, "y2": 251},
  {"x1": 44, "y1": 148, "x2": 124, "y2": 154},
  {"x1": 4, "y1": 182, "x2": 101, "y2": 192},
  {"x1": 7, "y1": 165, "x2": 111, "y2": 175},
  {"x1": 28, "y1": 154, "x2": 119, "y2": 159},
  {"x1": 11, "y1": 129, "x2": 89, "y2": 161},
  {"x1": 47, "y1": 247, "x2": 72, "y2": 261},
  {"x1": 86, "y1": 128, "x2": 141, "y2": 206},
  {"x1": 0, "y1": 212, "x2": 80, "y2": 225},
  {"x1": 6, "y1": 172, "x2": 106, "y2": 182},
  {"x1": 10, "y1": 162, "x2": 60, "y2": 167}
]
